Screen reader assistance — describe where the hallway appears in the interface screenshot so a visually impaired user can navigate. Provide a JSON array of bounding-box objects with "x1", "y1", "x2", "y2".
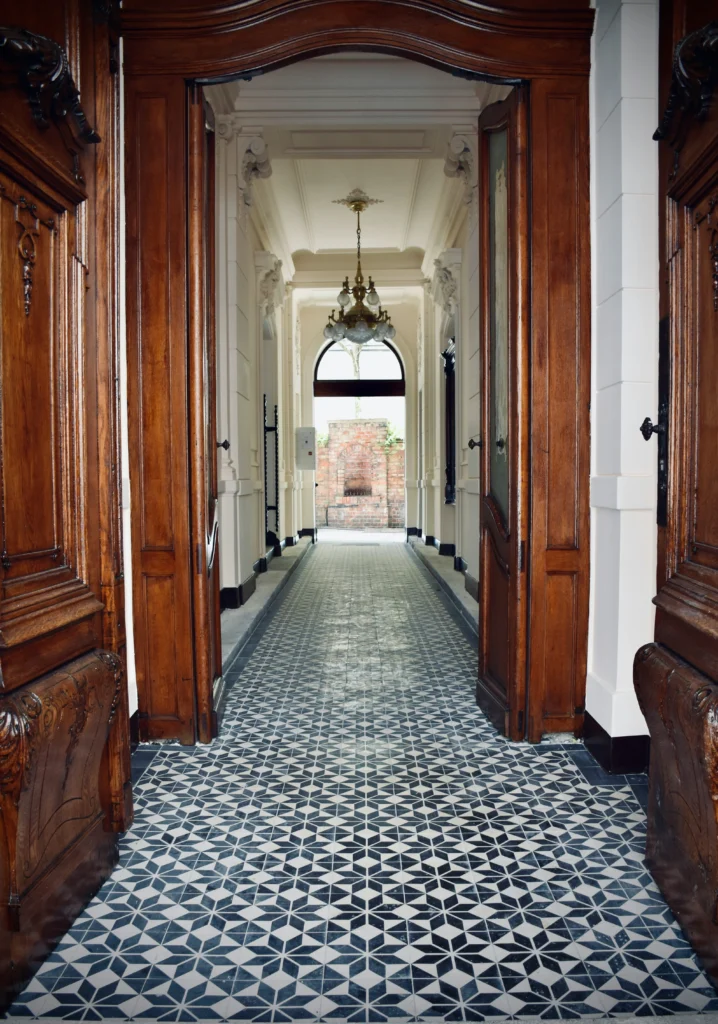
[{"x1": 9, "y1": 544, "x2": 718, "y2": 1022}]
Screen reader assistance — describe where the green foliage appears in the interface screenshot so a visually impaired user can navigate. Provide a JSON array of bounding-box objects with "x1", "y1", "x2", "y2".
[
  {"x1": 317, "y1": 431, "x2": 329, "y2": 447},
  {"x1": 381, "y1": 425, "x2": 404, "y2": 450}
]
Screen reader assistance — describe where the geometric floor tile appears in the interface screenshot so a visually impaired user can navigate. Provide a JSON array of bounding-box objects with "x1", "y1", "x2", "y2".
[{"x1": 7, "y1": 539, "x2": 718, "y2": 1021}]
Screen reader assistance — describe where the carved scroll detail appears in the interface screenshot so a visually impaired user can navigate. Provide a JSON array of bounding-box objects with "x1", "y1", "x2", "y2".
[
  {"x1": 0, "y1": 26, "x2": 100, "y2": 144},
  {"x1": 0, "y1": 651, "x2": 123, "y2": 926},
  {"x1": 16, "y1": 196, "x2": 39, "y2": 316},
  {"x1": 654, "y1": 20, "x2": 718, "y2": 147}
]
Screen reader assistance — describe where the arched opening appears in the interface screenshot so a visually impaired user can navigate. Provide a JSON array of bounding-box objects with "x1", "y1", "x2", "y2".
[{"x1": 313, "y1": 339, "x2": 407, "y2": 535}]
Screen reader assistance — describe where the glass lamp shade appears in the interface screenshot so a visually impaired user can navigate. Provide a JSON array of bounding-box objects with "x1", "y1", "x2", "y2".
[
  {"x1": 338, "y1": 289, "x2": 351, "y2": 307},
  {"x1": 345, "y1": 320, "x2": 374, "y2": 344},
  {"x1": 366, "y1": 288, "x2": 380, "y2": 307},
  {"x1": 385, "y1": 323, "x2": 396, "y2": 340}
]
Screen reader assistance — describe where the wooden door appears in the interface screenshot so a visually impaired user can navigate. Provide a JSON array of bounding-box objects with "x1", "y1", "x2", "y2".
[
  {"x1": 633, "y1": 7, "x2": 718, "y2": 986},
  {"x1": 477, "y1": 90, "x2": 530, "y2": 740},
  {"x1": 0, "y1": 3, "x2": 129, "y2": 1003},
  {"x1": 188, "y1": 87, "x2": 221, "y2": 743}
]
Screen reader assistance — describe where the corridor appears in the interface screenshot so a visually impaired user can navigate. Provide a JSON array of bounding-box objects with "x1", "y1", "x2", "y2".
[{"x1": 9, "y1": 544, "x2": 718, "y2": 1022}]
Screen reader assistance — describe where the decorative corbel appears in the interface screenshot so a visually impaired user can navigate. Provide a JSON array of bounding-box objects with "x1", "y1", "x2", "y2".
[
  {"x1": 654, "y1": 20, "x2": 718, "y2": 156},
  {"x1": 0, "y1": 27, "x2": 100, "y2": 144},
  {"x1": 255, "y1": 251, "x2": 284, "y2": 319},
  {"x1": 444, "y1": 132, "x2": 476, "y2": 205},
  {"x1": 433, "y1": 249, "x2": 462, "y2": 317}
]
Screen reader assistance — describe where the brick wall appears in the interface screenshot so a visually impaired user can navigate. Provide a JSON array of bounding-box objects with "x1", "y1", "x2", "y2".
[{"x1": 316, "y1": 419, "x2": 405, "y2": 529}]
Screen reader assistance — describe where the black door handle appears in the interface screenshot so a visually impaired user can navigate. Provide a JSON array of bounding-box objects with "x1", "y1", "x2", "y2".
[
  {"x1": 495, "y1": 436, "x2": 506, "y2": 451},
  {"x1": 217, "y1": 439, "x2": 230, "y2": 450},
  {"x1": 468, "y1": 437, "x2": 482, "y2": 449},
  {"x1": 640, "y1": 417, "x2": 664, "y2": 441}
]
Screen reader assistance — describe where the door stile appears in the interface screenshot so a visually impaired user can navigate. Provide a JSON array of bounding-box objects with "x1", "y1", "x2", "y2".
[
  {"x1": 187, "y1": 83, "x2": 217, "y2": 744},
  {"x1": 477, "y1": 87, "x2": 531, "y2": 741}
]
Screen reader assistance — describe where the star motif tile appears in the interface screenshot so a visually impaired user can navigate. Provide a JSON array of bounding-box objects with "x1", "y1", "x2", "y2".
[{"x1": 7, "y1": 540, "x2": 718, "y2": 1021}]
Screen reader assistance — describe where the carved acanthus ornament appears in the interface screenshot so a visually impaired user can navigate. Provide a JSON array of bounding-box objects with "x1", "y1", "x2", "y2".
[
  {"x1": 0, "y1": 27, "x2": 100, "y2": 144},
  {"x1": 444, "y1": 132, "x2": 477, "y2": 205},
  {"x1": 255, "y1": 252, "x2": 285, "y2": 318},
  {"x1": 433, "y1": 249, "x2": 462, "y2": 318},
  {"x1": 654, "y1": 20, "x2": 718, "y2": 151},
  {"x1": 217, "y1": 120, "x2": 272, "y2": 208},
  {"x1": 0, "y1": 651, "x2": 122, "y2": 926}
]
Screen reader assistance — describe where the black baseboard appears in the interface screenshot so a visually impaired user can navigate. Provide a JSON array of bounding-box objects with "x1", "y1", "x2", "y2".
[
  {"x1": 424, "y1": 535, "x2": 437, "y2": 548},
  {"x1": 221, "y1": 571, "x2": 257, "y2": 608},
  {"x1": 438, "y1": 542, "x2": 455, "y2": 557},
  {"x1": 129, "y1": 709, "x2": 140, "y2": 750},
  {"x1": 299, "y1": 528, "x2": 316, "y2": 542},
  {"x1": 254, "y1": 556, "x2": 268, "y2": 574},
  {"x1": 465, "y1": 571, "x2": 479, "y2": 602},
  {"x1": 239, "y1": 571, "x2": 257, "y2": 605},
  {"x1": 220, "y1": 586, "x2": 240, "y2": 610},
  {"x1": 583, "y1": 711, "x2": 650, "y2": 774},
  {"x1": 285, "y1": 535, "x2": 300, "y2": 547},
  {"x1": 454, "y1": 556, "x2": 467, "y2": 573},
  {"x1": 406, "y1": 526, "x2": 420, "y2": 537}
]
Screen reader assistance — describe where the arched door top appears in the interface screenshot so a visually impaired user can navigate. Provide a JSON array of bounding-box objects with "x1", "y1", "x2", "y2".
[{"x1": 120, "y1": 0, "x2": 594, "y2": 81}]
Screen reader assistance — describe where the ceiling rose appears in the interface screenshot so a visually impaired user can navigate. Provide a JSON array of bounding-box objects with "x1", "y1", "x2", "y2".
[{"x1": 324, "y1": 188, "x2": 396, "y2": 347}]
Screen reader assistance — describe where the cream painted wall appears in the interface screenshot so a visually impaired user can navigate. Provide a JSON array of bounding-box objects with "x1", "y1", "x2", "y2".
[{"x1": 587, "y1": 0, "x2": 659, "y2": 738}]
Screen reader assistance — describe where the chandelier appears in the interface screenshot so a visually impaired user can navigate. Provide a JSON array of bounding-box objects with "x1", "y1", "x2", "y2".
[{"x1": 324, "y1": 189, "x2": 396, "y2": 346}]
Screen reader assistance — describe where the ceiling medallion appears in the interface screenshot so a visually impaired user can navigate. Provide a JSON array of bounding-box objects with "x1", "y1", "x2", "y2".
[{"x1": 324, "y1": 188, "x2": 396, "y2": 347}]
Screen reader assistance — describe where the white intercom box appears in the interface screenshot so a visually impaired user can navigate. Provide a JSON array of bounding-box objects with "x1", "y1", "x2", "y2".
[{"x1": 295, "y1": 427, "x2": 316, "y2": 471}]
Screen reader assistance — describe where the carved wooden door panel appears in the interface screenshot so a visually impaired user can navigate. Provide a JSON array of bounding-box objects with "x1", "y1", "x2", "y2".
[
  {"x1": 189, "y1": 89, "x2": 221, "y2": 743},
  {"x1": 633, "y1": 7, "x2": 718, "y2": 986},
  {"x1": 0, "y1": 4, "x2": 128, "y2": 1004},
  {"x1": 477, "y1": 90, "x2": 530, "y2": 740}
]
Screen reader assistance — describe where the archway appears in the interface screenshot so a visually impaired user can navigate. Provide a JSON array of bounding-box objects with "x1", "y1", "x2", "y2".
[{"x1": 122, "y1": 0, "x2": 593, "y2": 745}]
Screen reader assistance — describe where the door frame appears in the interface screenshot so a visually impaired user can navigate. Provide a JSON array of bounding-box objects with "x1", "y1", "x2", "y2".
[{"x1": 121, "y1": 0, "x2": 594, "y2": 744}]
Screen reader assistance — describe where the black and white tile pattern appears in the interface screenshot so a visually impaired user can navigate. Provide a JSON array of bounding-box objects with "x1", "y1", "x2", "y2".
[{"x1": 7, "y1": 541, "x2": 718, "y2": 1021}]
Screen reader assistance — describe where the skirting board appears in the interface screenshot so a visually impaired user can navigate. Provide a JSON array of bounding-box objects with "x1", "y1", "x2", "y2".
[
  {"x1": 299, "y1": 528, "x2": 316, "y2": 542},
  {"x1": 455, "y1": 556, "x2": 468, "y2": 573},
  {"x1": 405, "y1": 526, "x2": 420, "y2": 537},
  {"x1": 424, "y1": 535, "x2": 437, "y2": 548},
  {"x1": 285, "y1": 535, "x2": 300, "y2": 547},
  {"x1": 438, "y1": 542, "x2": 456, "y2": 557},
  {"x1": 465, "y1": 571, "x2": 479, "y2": 603},
  {"x1": 220, "y1": 571, "x2": 257, "y2": 610},
  {"x1": 583, "y1": 711, "x2": 650, "y2": 774}
]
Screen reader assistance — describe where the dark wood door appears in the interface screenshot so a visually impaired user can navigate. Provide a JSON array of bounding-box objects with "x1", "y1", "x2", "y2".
[
  {"x1": 477, "y1": 89, "x2": 530, "y2": 740},
  {"x1": 189, "y1": 87, "x2": 221, "y2": 743},
  {"x1": 633, "y1": 5, "x2": 718, "y2": 986}
]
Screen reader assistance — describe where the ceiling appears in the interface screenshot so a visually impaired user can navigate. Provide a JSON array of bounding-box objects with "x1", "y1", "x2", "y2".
[{"x1": 207, "y1": 55, "x2": 509, "y2": 264}]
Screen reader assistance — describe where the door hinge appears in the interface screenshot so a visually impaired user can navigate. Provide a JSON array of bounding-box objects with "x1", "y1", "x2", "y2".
[{"x1": 518, "y1": 540, "x2": 525, "y2": 572}]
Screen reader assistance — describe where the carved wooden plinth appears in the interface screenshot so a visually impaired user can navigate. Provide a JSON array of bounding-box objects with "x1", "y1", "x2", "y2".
[
  {"x1": 0, "y1": 649, "x2": 122, "y2": 1007},
  {"x1": 634, "y1": 643, "x2": 718, "y2": 987}
]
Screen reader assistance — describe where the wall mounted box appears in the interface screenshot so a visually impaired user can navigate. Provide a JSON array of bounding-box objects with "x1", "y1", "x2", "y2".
[{"x1": 296, "y1": 427, "x2": 317, "y2": 471}]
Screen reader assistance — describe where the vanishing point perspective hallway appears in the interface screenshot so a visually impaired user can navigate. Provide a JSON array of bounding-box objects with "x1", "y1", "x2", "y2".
[{"x1": 8, "y1": 541, "x2": 718, "y2": 1022}]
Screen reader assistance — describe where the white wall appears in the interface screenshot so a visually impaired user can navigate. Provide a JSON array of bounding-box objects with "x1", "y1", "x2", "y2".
[
  {"x1": 587, "y1": 0, "x2": 659, "y2": 737},
  {"x1": 118, "y1": 41, "x2": 137, "y2": 716}
]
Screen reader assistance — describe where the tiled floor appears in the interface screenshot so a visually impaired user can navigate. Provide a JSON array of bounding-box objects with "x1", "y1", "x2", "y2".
[{"x1": 8, "y1": 542, "x2": 718, "y2": 1022}]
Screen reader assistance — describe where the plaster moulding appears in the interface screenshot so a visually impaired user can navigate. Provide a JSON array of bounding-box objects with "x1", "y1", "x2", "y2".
[
  {"x1": 216, "y1": 117, "x2": 271, "y2": 208},
  {"x1": 433, "y1": 248, "x2": 463, "y2": 316},
  {"x1": 255, "y1": 250, "x2": 286, "y2": 316}
]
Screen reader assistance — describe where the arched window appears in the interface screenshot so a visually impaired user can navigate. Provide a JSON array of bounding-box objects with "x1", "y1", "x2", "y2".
[{"x1": 314, "y1": 339, "x2": 405, "y2": 396}]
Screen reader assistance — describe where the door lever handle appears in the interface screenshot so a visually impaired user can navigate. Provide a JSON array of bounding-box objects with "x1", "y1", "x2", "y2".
[
  {"x1": 640, "y1": 417, "x2": 665, "y2": 441},
  {"x1": 468, "y1": 437, "x2": 482, "y2": 449},
  {"x1": 217, "y1": 439, "x2": 230, "y2": 450}
]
